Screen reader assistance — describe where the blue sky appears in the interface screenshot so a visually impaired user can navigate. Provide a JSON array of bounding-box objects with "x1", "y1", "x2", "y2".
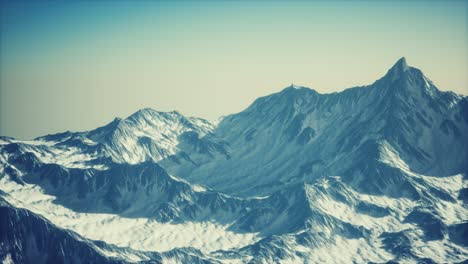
[{"x1": 1, "y1": 1, "x2": 467, "y2": 139}]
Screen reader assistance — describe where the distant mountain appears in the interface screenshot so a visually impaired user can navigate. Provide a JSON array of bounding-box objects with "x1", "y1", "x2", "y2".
[
  {"x1": 1, "y1": 58, "x2": 467, "y2": 263},
  {"x1": 33, "y1": 108, "x2": 227, "y2": 165}
]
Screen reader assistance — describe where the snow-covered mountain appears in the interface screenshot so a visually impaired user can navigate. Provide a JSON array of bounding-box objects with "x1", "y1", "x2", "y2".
[
  {"x1": 31, "y1": 108, "x2": 227, "y2": 166},
  {"x1": 1, "y1": 58, "x2": 467, "y2": 263}
]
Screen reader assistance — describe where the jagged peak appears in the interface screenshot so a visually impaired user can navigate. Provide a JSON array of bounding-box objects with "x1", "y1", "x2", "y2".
[
  {"x1": 124, "y1": 108, "x2": 182, "y2": 125},
  {"x1": 110, "y1": 117, "x2": 123, "y2": 123},
  {"x1": 375, "y1": 57, "x2": 446, "y2": 98},
  {"x1": 128, "y1": 108, "x2": 184, "y2": 119},
  {"x1": 281, "y1": 84, "x2": 314, "y2": 92},
  {"x1": 382, "y1": 57, "x2": 412, "y2": 81},
  {"x1": 392, "y1": 57, "x2": 409, "y2": 72},
  {"x1": 86, "y1": 116, "x2": 123, "y2": 141},
  {"x1": 131, "y1": 107, "x2": 159, "y2": 117},
  {"x1": 289, "y1": 83, "x2": 302, "y2": 89}
]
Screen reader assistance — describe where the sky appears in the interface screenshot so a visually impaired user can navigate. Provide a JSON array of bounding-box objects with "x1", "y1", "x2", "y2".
[{"x1": 1, "y1": 1, "x2": 467, "y2": 139}]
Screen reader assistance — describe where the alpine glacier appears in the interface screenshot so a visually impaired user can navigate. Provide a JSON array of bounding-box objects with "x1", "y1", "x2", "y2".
[{"x1": 0, "y1": 58, "x2": 467, "y2": 263}]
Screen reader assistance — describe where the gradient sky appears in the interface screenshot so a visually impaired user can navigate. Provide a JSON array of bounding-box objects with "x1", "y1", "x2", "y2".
[{"x1": 1, "y1": 1, "x2": 467, "y2": 139}]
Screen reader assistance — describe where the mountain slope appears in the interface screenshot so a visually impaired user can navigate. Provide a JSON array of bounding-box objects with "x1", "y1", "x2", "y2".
[
  {"x1": 0, "y1": 196, "x2": 150, "y2": 264},
  {"x1": 161, "y1": 58, "x2": 468, "y2": 197}
]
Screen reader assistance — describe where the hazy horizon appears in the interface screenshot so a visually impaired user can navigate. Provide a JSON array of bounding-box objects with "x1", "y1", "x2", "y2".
[{"x1": 1, "y1": 1, "x2": 467, "y2": 139}]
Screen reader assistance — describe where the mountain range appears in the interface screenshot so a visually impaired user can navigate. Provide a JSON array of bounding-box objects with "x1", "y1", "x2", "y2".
[{"x1": 1, "y1": 57, "x2": 467, "y2": 263}]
